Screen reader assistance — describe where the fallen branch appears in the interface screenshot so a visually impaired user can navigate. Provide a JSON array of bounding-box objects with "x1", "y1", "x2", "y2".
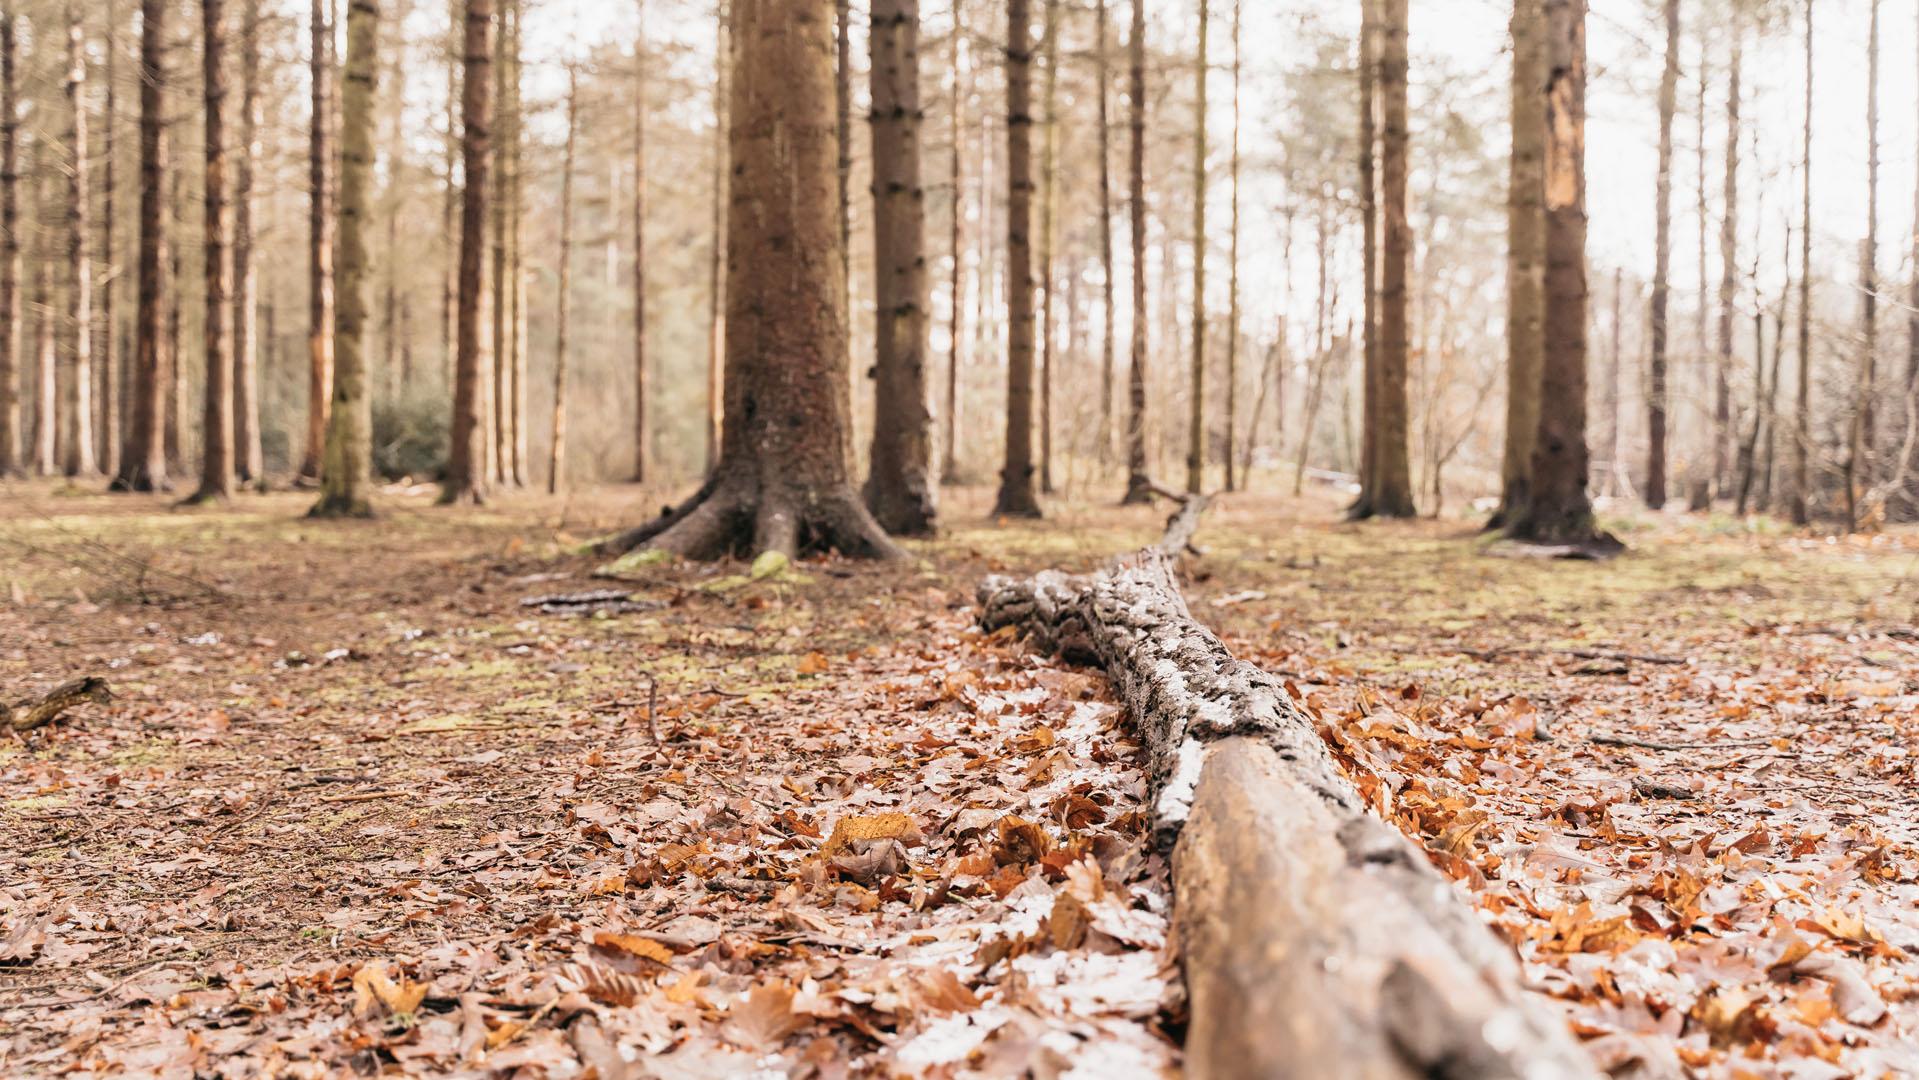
[
  {"x1": 1462, "y1": 645, "x2": 1688, "y2": 666},
  {"x1": 4, "y1": 677, "x2": 113, "y2": 733},
  {"x1": 979, "y1": 500, "x2": 1597, "y2": 1079}
]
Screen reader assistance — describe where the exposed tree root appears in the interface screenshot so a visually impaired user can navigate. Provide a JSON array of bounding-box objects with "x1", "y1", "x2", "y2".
[
  {"x1": 596, "y1": 477, "x2": 903, "y2": 562},
  {"x1": 5, "y1": 677, "x2": 113, "y2": 733},
  {"x1": 979, "y1": 498, "x2": 1597, "y2": 1079}
]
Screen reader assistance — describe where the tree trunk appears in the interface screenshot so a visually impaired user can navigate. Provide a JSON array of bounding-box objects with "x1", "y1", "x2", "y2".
[
  {"x1": 233, "y1": 0, "x2": 262, "y2": 486},
  {"x1": 30, "y1": 146, "x2": 51, "y2": 477},
  {"x1": 487, "y1": 0, "x2": 510, "y2": 487},
  {"x1": 1904, "y1": 0, "x2": 1919, "y2": 520},
  {"x1": 1367, "y1": 0, "x2": 1414, "y2": 517},
  {"x1": 1711, "y1": 16, "x2": 1739, "y2": 506},
  {"x1": 1184, "y1": 0, "x2": 1207, "y2": 495},
  {"x1": 1293, "y1": 208, "x2": 1332, "y2": 496},
  {"x1": 0, "y1": 10, "x2": 15, "y2": 477},
  {"x1": 440, "y1": 0, "x2": 491, "y2": 505},
  {"x1": 836, "y1": 0, "x2": 852, "y2": 321},
  {"x1": 301, "y1": 0, "x2": 336, "y2": 483},
  {"x1": 380, "y1": 0, "x2": 407, "y2": 403},
  {"x1": 186, "y1": 0, "x2": 236, "y2": 504},
  {"x1": 864, "y1": 0, "x2": 938, "y2": 534},
  {"x1": 1222, "y1": 0, "x2": 1240, "y2": 492},
  {"x1": 1644, "y1": 0, "x2": 1676, "y2": 511},
  {"x1": 441, "y1": 0, "x2": 457, "y2": 385},
  {"x1": 1120, "y1": 0, "x2": 1151, "y2": 505},
  {"x1": 595, "y1": 0, "x2": 901, "y2": 562},
  {"x1": 1351, "y1": 0, "x2": 1378, "y2": 515},
  {"x1": 549, "y1": 64, "x2": 576, "y2": 497},
  {"x1": 1094, "y1": 0, "x2": 1114, "y2": 466},
  {"x1": 114, "y1": 0, "x2": 171, "y2": 492},
  {"x1": 1846, "y1": 0, "x2": 1879, "y2": 531},
  {"x1": 941, "y1": 0, "x2": 965, "y2": 483},
  {"x1": 704, "y1": 0, "x2": 728, "y2": 476},
  {"x1": 311, "y1": 0, "x2": 379, "y2": 516},
  {"x1": 98, "y1": 2, "x2": 118, "y2": 477},
  {"x1": 61, "y1": 5, "x2": 95, "y2": 479},
  {"x1": 507, "y1": 0, "x2": 526, "y2": 489},
  {"x1": 1037, "y1": 0, "x2": 1058, "y2": 495},
  {"x1": 994, "y1": 0, "x2": 1042, "y2": 518},
  {"x1": 1506, "y1": 0, "x2": 1614, "y2": 552},
  {"x1": 631, "y1": 0, "x2": 648, "y2": 483},
  {"x1": 1685, "y1": 32, "x2": 1709, "y2": 513},
  {"x1": 1762, "y1": 220, "x2": 1789, "y2": 512},
  {"x1": 1495, "y1": 0, "x2": 1544, "y2": 526},
  {"x1": 164, "y1": 169, "x2": 181, "y2": 473},
  {"x1": 1790, "y1": 0, "x2": 1812, "y2": 525}
]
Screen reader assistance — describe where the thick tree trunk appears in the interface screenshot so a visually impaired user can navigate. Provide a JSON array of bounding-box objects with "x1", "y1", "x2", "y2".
[
  {"x1": 311, "y1": 0, "x2": 380, "y2": 517},
  {"x1": 30, "y1": 152, "x2": 51, "y2": 476},
  {"x1": 864, "y1": 0, "x2": 938, "y2": 534},
  {"x1": 596, "y1": 0, "x2": 901, "y2": 563},
  {"x1": 1222, "y1": 0, "x2": 1240, "y2": 492},
  {"x1": 233, "y1": 0, "x2": 262, "y2": 486},
  {"x1": 1790, "y1": 1, "x2": 1812, "y2": 525},
  {"x1": 995, "y1": 0, "x2": 1042, "y2": 518},
  {"x1": 302, "y1": 0, "x2": 336, "y2": 484},
  {"x1": 631, "y1": 1, "x2": 648, "y2": 483},
  {"x1": 1037, "y1": 0, "x2": 1057, "y2": 495},
  {"x1": 549, "y1": 65, "x2": 576, "y2": 497},
  {"x1": 115, "y1": 0, "x2": 171, "y2": 492},
  {"x1": 0, "y1": 11, "x2": 15, "y2": 478},
  {"x1": 1506, "y1": 0, "x2": 1613, "y2": 552},
  {"x1": 1184, "y1": 0, "x2": 1207, "y2": 496},
  {"x1": 941, "y1": 1, "x2": 965, "y2": 483},
  {"x1": 63, "y1": 7, "x2": 95, "y2": 479},
  {"x1": 187, "y1": 0, "x2": 236, "y2": 505},
  {"x1": 440, "y1": 0, "x2": 492, "y2": 505},
  {"x1": 1120, "y1": 0, "x2": 1150, "y2": 505},
  {"x1": 836, "y1": 0, "x2": 852, "y2": 320},
  {"x1": 98, "y1": 4, "x2": 118, "y2": 477},
  {"x1": 1367, "y1": 0, "x2": 1415, "y2": 517},
  {"x1": 1645, "y1": 0, "x2": 1677, "y2": 511},
  {"x1": 1495, "y1": 0, "x2": 1544, "y2": 526},
  {"x1": 977, "y1": 502, "x2": 1600, "y2": 1080}
]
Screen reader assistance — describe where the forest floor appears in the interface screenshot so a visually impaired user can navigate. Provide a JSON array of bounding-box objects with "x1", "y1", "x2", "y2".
[{"x1": 3, "y1": 478, "x2": 1919, "y2": 1078}]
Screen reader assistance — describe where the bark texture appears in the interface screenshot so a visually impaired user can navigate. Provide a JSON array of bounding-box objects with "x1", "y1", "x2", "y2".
[
  {"x1": 1120, "y1": 0, "x2": 1150, "y2": 505},
  {"x1": 549, "y1": 65, "x2": 576, "y2": 496},
  {"x1": 1790, "y1": 0, "x2": 1811, "y2": 525},
  {"x1": 596, "y1": 0, "x2": 901, "y2": 563},
  {"x1": 187, "y1": 0, "x2": 236, "y2": 505},
  {"x1": 630, "y1": 0, "x2": 648, "y2": 483},
  {"x1": 233, "y1": 0, "x2": 263, "y2": 485},
  {"x1": 863, "y1": 0, "x2": 938, "y2": 535},
  {"x1": 312, "y1": 0, "x2": 380, "y2": 517},
  {"x1": 1094, "y1": 0, "x2": 1114, "y2": 465},
  {"x1": 977, "y1": 501, "x2": 1599, "y2": 1080},
  {"x1": 1368, "y1": 0, "x2": 1415, "y2": 517},
  {"x1": 994, "y1": 0, "x2": 1041, "y2": 518},
  {"x1": 0, "y1": 11, "x2": 14, "y2": 477},
  {"x1": 63, "y1": 6, "x2": 95, "y2": 479},
  {"x1": 1496, "y1": 0, "x2": 1545, "y2": 527},
  {"x1": 440, "y1": 0, "x2": 492, "y2": 505},
  {"x1": 302, "y1": 0, "x2": 336, "y2": 484},
  {"x1": 114, "y1": 0, "x2": 171, "y2": 492},
  {"x1": 1185, "y1": 0, "x2": 1207, "y2": 496},
  {"x1": 1646, "y1": 0, "x2": 1678, "y2": 511}
]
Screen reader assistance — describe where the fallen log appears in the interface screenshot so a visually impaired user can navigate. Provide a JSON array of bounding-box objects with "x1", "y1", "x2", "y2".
[
  {"x1": 4, "y1": 677, "x2": 113, "y2": 733},
  {"x1": 979, "y1": 499, "x2": 1597, "y2": 1080}
]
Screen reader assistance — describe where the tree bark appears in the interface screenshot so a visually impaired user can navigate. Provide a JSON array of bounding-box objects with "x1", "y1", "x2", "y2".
[
  {"x1": 1120, "y1": 0, "x2": 1150, "y2": 505},
  {"x1": 1506, "y1": 0, "x2": 1613, "y2": 552},
  {"x1": 631, "y1": 0, "x2": 648, "y2": 483},
  {"x1": 506, "y1": 0, "x2": 526, "y2": 489},
  {"x1": 1037, "y1": 0, "x2": 1058, "y2": 495},
  {"x1": 595, "y1": 0, "x2": 902, "y2": 563},
  {"x1": 1367, "y1": 0, "x2": 1415, "y2": 517},
  {"x1": 1495, "y1": 0, "x2": 1544, "y2": 526},
  {"x1": 941, "y1": 0, "x2": 965, "y2": 483},
  {"x1": 1222, "y1": 0, "x2": 1240, "y2": 492},
  {"x1": 1846, "y1": 0, "x2": 1879, "y2": 531},
  {"x1": 186, "y1": 0, "x2": 236, "y2": 504},
  {"x1": 1351, "y1": 0, "x2": 1378, "y2": 515},
  {"x1": 1790, "y1": 0, "x2": 1812, "y2": 525},
  {"x1": 311, "y1": 0, "x2": 379, "y2": 516},
  {"x1": 704, "y1": 0, "x2": 728, "y2": 476},
  {"x1": 113, "y1": 0, "x2": 171, "y2": 492},
  {"x1": 1711, "y1": 16, "x2": 1739, "y2": 509},
  {"x1": 995, "y1": 0, "x2": 1042, "y2": 518},
  {"x1": 301, "y1": 0, "x2": 336, "y2": 484},
  {"x1": 380, "y1": 0, "x2": 408, "y2": 403},
  {"x1": 30, "y1": 144, "x2": 51, "y2": 477},
  {"x1": 0, "y1": 10, "x2": 15, "y2": 477},
  {"x1": 233, "y1": 0, "x2": 262, "y2": 486},
  {"x1": 439, "y1": 0, "x2": 491, "y2": 505},
  {"x1": 98, "y1": 2, "x2": 118, "y2": 477},
  {"x1": 1646, "y1": 0, "x2": 1677, "y2": 511},
  {"x1": 549, "y1": 64, "x2": 576, "y2": 497},
  {"x1": 1094, "y1": 0, "x2": 1114, "y2": 466},
  {"x1": 1185, "y1": 0, "x2": 1208, "y2": 496},
  {"x1": 441, "y1": 0, "x2": 458, "y2": 386},
  {"x1": 62, "y1": 5, "x2": 95, "y2": 479},
  {"x1": 836, "y1": 0, "x2": 852, "y2": 323},
  {"x1": 864, "y1": 0, "x2": 938, "y2": 534}
]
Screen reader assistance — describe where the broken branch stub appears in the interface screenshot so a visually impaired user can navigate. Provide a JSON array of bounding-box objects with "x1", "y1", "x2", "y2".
[{"x1": 977, "y1": 501, "x2": 1597, "y2": 1079}]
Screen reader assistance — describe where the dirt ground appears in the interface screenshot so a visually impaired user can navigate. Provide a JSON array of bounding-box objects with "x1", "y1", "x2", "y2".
[{"x1": 5, "y1": 477, "x2": 1919, "y2": 1078}]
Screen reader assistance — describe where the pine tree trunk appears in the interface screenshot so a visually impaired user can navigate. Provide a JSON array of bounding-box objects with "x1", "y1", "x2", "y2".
[
  {"x1": 1368, "y1": 0, "x2": 1414, "y2": 517},
  {"x1": 441, "y1": 0, "x2": 457, "y2": 385},
  {"x1": 704, "y1": 0, "x2": 728, "y2": 476},
  {"x1": 1686, "y1": 33, "x2": 1708, "y2": 512},
  {"x1": 631, "y1": 0, "x2": 648, "y2": 483},
  {"x1": 1904, "y1": 1, "x2": 1919, "y2": 520},
  {"x1": 440, "y1": 0, "x2": 491, "y2": 504},
  {"x1": 995, "y1": 0, "x2": 1042, "y2": 518},
  {"x1": 114, "y1": 0, "x2": 171, "y2": 491},
  {"x1": 1507, "y1": 0, "x2": 1613, "y2": 552},
  {"x1": 549, "y1": 64, "x2": 575, "y2": 496},
  {"x1": 1495, "y1": 0, "x2": 1544, "y2": 526},
  {"x1": 186, "y1": 0, "x2": 236, "y2": 504},
  {"x1": 941, "y1": 0, "x2": 965, "y2": 483},
  {"x1": 380, "y1": 0, "x2": 407, "y2": 403},
  {"x1": 61, "y1": 6, "x2": 95, "y2": 479},
  {"x1": 1351, "y1": 0, "x2": 1378, "y2": 514},
  {"x1": 1846, "y1": 0, "x2": 1879, "y2": 531},
  {"x1": 487, "y1": 0, "x2": 509, "y2": 487},
  {"x1": 233, "y1": 0, "x2": 262, "y2": 485},
  {"x1": 1184, "y1": 0, "x2": 1207, "y2": 495},
  {"x1": 1222, "y1": 0, "x2": 1240, "y2": 492},
  {"x1": 1790, "y1": 0, "x2": 1812, "y2": 525},
  {"x1": 1094, "y1": 0, "x2": 1114, "y2": 466},
  {"x1": 1120, "y1": 0, "x2": 1151, "y2": 505},
  {"x1": 1604, "y1": 266, "x2": 1621, "y2": 497},
  {"x1": 1292, "y1": 209, "x2": 1333, "y2": 496},
  {"x1": 1037, "y1": 0, "x2": 1057, "y2": 495},
  {"x1": 507, "y1": 0, "x2": 526, "y2": 489},
  {"x1": 164, "y1": 169, "x2": 181, "y2": 472},
  {"x1": 1646, "y1": 0, "x2": 1677, "y2": 510},
  {"x1": 596, "y1": 0, "x2": 901, "y2": 562},
  {"x1": 864, "y1": 0, "x2": 938, "y2": 534},
  {"x1": 836, "y1": 0, "x2": 852, "y2": 318},
  {"x1": 1711, "y1": 17, "x2": 1740, "y2": 506},
  {"x1": 0, "y1": 10, "x2": 15, "y2": 477},
  {"x1": 98, "y1": 3, "x2": 119, "y2": 477},
  {"x1": 301, "y1": 0, "x2": 335, "y2": 483},
  {"x1": 30, "y1": 146, "x2": 51, "y2": 477}
]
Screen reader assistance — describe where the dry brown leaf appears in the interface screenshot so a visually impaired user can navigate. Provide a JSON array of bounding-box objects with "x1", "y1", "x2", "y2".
[
  {"x1": 722, "y1": 980, "x2": 807, "y2": 1050},
  {"x1": 351, "y1": 959, "x2": 429, "y2": 1017},
  {"x1": 821, "y1": 812, "x2": 920, "y2": 857},
  {"x1": 591, "y1": 931, "x2": 676, "y2": 967}
]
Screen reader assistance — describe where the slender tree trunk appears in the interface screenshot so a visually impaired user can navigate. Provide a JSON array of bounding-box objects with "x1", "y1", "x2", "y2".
[
  {"x1": 1292, "y1": 209, "x2": 1333, "y2": 497},
  {"x1": 441, "y1": 0, "x2": 457, "y2": 384},
  {"x1": 1790, "y1": 0, "x2": 1812, "y2": 525},
  {"x1": 61, "y1": 5, "x2": 95, "y2": 479},
  {"x1": 233, "y1": 0, "x2": 262, "y2": 485},
  {"x1": 30, "y1": 146, "x2": 51, "y2": 476},
  {"x1": 995, "y1": 0, "x2": 1041, "y2": 517},
  {"x1": 836, "y1": 0, "x2": 852, "y2": 319},
  {"x1": 440, "y1": 0, "x2": 491, "y2": 504},
  {"x1": 1093, "y1": 0, "x2": 1115, "y2": 466},
  {"x1": 1604, "y1": 266, "x2": 1620, "y2": 496},
  {"x1": 506, "y1": 0, "x2": 525, "y2": 488},
  {"x1": 164, "y1": 169, "x2": 181, "y2": 472},
  {"x1": 1904, "y1": 0, "x2": 1919, "y2": 520},
  {"x1": 1763, "y1": 219, "x2": 1788, "y2": 510},
  {"x1": 0, "y1": 10, "x2": 16, "y2": 477},
  {"x1": 704, "y1": 0, "x2": 728, "y2": 475},
  {"x1": 1120, "y1": 0, "x2": 1150, "y2": 504},
  {"x1": 1222, "y1": 0, "x2": 1241, "y2": 492},
  {"x1": 1709, "y1": 16, "x2": 1739, "y2": 508},
  {"x1": 99, "y1": 3, "x2": 119, "y2": 476},
  {"x1": 1507, "y1": 0, "x2": 1610, "y2": 551},
  {"x1": 487, "y1": 0, "x2": 509, "y2": 486},
  {"x1": 114, "y1": 0, "x2": 171, "y2": 491},
  {"x1": 1495, "y1": 0, "x2": 1545, "y2": 525},
  {"x1": 186, "y1": 0, "x2": 236, "y2": 503},
  {"x1": 941, "y1": 0, "x2": 965, "y2": 483},
  {"x1": 380, "y1": 0, "x2": 407, "y2": 402},
  {"x1": 596, "y1": 0, "x2": 901, "y2": 562},
  {"x1": 631, "y1": 0, "x2": 648, "y2": 483},
  {"x1": 1846, "y1": 0, "x2": 1878, "y2": 530},
  {"x1": 1367, "y1": 0, "x2": 1414, "y2": 517},
  {"x1": 864, "y1": 0, "x2": 937, "y2": 533},
  {"x1": 1037, "y1": 0, "x2": 1057, "y2": 495},
  {"x1": 1645, "y1": 0, "x2": 1676, "y2": 510},
  {"x1": 1685, "y1": 31, "x2": 1708, "y2": 511},
  {"x1": 302, "y1": 0, "x2": 335, "y2": 483},
  {"x1": 1352, "y1": 0, "x2": 1378, "y2": 513},
  {"x1": 1184, "y1": 0, "x2": 1207, "y2": 495},
  {"x1": 549, "y1": 65, "x2": 576, "y2": 496}
]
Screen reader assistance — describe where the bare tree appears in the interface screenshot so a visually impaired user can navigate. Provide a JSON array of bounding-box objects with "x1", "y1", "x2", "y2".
[
  {"x1": 0, "y1": 9, "x2": 15, "y2": 477},
  {"x1": 62, "y1": 3, "x2": 95, "y2": 479},
  {"x1": 113, "y1": 0, "x2": 172, "y2": 492},
  {"x1": 1094, "y1": 0, "x2": 1114, "y2": 464},
  {"x1": 1789, "y1": 0, "x2": 1811, "y2": 524},
  {"x1": 1362, "y1": 0, "x2": 1414, "y2": 517},
  {"x1": 549, "y1": 63, "x2": 576, "y2": 496},
  {"x1": 995, "y1": 0, "x2": 1042, "y2": 517},
  {"x1": 1120, "y1": 0, "x2": 1150, "y2": 504},
  {"x1": 1646, "y1": 0, "x2": 1677, "y2": 510},
  {"x1": 630, "y1": 0, "x2": 648, "y2": 483},
  {"x1": 301, "y1": 0, "x2": 336, "y2": 483},
  {"x1": 233, "y1": 0, "x2": 263, "y2": 485},
  {"x1": 1494, "y1": 0, "x2": 1544, "y2": 526},
  {"x1": 185, "y1": 0, "x2": 236, "y2": 504},
  {"x1": 440, "y1": 0, "x2": 492, "y2": 505},
  {"x1": 1037, "y1": 0, "x2": 1057, "y2": 494},
  {"x1": 1222, "y1": 0, "x2": 1241, "y2": 491},
  {"x1": 941, "y1": 0, "x2": 965, "y2": 482},
  {"x1": 1184, "y1": 0, "x2": 1207, "y2": 494}
]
